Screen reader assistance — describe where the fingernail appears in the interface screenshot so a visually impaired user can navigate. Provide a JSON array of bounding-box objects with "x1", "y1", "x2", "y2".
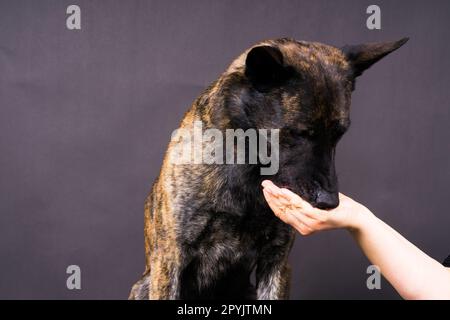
[{"x1": 261, "y1": 180, "x2": 271, "y2": 188}]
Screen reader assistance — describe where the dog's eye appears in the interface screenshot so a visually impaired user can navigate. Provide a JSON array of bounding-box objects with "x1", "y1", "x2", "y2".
[{"x1": 289, "y1": 128, "x2": 316, "y2": 139}]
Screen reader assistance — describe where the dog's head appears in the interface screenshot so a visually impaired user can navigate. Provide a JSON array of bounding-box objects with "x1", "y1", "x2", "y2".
[{"x1": 228, "y1": 38, "x2": 408, "y2": 209}]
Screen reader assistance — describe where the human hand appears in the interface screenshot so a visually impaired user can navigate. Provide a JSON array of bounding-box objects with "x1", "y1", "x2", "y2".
[{"x1": 261, "y1": 180, "x2": 371, "y2": 235}]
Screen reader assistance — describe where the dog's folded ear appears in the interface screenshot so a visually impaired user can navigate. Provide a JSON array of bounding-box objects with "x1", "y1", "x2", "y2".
[
  {"x1": 245, "y1": 45, "x2": 288, "y2": 90},
  {"x1": 342, "y1": 38, "x2": 409, "y2": 77}
]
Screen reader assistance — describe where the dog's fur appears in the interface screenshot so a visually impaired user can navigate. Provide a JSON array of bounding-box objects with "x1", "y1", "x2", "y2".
[{"x1": 129, "y1": 37, "x2": 408, "y2": 300}]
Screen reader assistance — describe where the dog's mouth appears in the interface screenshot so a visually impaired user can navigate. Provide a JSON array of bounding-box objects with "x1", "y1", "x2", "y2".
[
  {"x1": 274, "y1": 181, "x2": 316, "y2": 205},
  {"x1": 275, "y1": 177, "x2": 339, "y2": 209}
]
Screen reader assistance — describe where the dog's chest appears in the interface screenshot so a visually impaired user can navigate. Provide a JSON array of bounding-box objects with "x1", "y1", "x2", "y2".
[{"x1": 185, "y1": 209, "x2": 287, "y2": 265}]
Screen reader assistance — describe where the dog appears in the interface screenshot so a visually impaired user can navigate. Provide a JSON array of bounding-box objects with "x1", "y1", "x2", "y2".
[{"x1": 129, "y1": 37, "x2": 408, "y2": 299}]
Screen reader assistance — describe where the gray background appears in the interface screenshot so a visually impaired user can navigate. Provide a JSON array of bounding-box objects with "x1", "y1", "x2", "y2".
[{"x1": 0, "y1": 0, "x2": 449, "y2": 299}]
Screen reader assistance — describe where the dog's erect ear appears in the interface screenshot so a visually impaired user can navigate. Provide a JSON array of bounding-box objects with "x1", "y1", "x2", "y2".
[
  {"x1": 342, "y1": 38, "x2": 409, "y2": 77},
  {"x1": 245, "y1": 45, "x2": 287, "y2": 89}
]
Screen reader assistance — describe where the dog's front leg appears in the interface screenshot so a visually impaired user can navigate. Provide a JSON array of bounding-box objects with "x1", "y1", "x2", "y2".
[
  {"x1": 255, "y1": 226, "x2": 295, "y2": 300},
  {"x1": 129, "y1": 255, "x2": 181, "y2": 300},
  {"x1": 147, "y1": 256, "x2": 181, "y2": 299},
  {"x1": 255, "y1": 259, "x2": 291, "y2": 300}
]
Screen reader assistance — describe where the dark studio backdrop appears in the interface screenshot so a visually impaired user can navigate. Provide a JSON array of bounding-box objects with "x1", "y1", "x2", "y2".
[{"x1": 1, "y1": 0, "x2": 449, "y2": 300}]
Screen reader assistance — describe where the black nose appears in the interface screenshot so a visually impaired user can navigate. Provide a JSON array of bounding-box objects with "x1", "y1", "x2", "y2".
[{"x1": 315, "y1": 190, "x2": 339, "y2": 210}]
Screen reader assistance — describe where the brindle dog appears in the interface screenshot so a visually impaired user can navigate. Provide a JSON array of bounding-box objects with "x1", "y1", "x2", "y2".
[{"x1": 129, "y1": 37, "x2": 408, "y2": 300}]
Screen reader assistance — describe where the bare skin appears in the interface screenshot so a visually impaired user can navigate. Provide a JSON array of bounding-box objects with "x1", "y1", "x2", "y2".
[{"x1": 261, "y1": 180, "x2": 450, "y2": 300}]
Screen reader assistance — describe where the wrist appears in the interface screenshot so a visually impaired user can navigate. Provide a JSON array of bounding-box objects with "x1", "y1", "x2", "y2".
[{"x1": 346, "y1": 205, "x2": 373, "y2": 234}]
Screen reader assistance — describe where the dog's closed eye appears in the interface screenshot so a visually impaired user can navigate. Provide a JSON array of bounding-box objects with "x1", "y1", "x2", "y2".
[{"x1": 288, "y1": 127, "x2": 317, "y2": 139}]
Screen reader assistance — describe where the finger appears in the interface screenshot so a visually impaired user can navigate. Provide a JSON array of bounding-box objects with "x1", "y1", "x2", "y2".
[
  {"x1": 261, "y1": 180, "x2": 276, "y2": 189},
  {"x1": 263, "y1": 185, "x2": 280, "y2": 198},
  {"x1": 263, "y1": 183, "x2": 283, "y2": 198},
  {"x1": 300, "y1": 208, "x2": 329, "y2": 223},
  {"x1": 264, "y1": 193, "x2": 315, "y2": 235},
  {"x1": 287, "y1": 210, "x2": 319, "y2": 230},
  {"x1": 263, "y1": 189, "x2": 288, "y2": 220},
  {"x1": 262, "y1": 188, "x2": 277, "y2": 206},
  {"x1": 261, "y1": 180, "x2": 281, "y2": 192},
  {"x1": 263, "y1": 188, "x2": 284, "y2": 208},
  {"x1": 286, "y1": 213, "x2": 314, "y2": 235},
  {"x1": 275, "y1": 191, "x2": 291, "y2": 207},
  {"x1": 296, "y1": 225, "x2": 312, "y2": 236}
]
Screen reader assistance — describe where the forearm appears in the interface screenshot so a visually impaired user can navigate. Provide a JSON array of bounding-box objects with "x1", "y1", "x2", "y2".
[{"x1": 349, "y1": 211, "x2": 450, "y2": 299}]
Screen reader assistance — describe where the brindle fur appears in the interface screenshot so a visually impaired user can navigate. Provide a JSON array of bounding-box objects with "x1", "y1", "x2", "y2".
[{"x1": 129, "y1": 38, "x2": 408, "y2": 300}]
